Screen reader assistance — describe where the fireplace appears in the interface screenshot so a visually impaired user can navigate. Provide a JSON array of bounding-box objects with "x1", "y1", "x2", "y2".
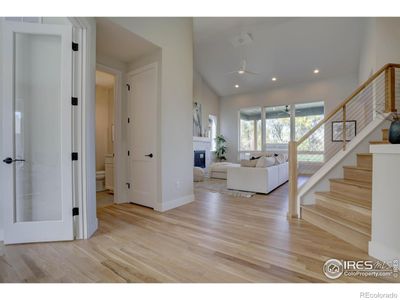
[{"x1": 194, "y1": 150, "x2": 206, "y2": 168}]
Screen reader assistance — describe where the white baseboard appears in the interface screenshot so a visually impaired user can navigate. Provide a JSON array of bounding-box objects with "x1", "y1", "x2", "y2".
[
  {"x1": 369, "y1": 240, "x2": 400, "y2": 262},
  {"x1": 155, "y1": 194, "x2": 194, "y2": 212},
  {"x1": 0, "y1": 229, "x2": 3, "y2": 242}
]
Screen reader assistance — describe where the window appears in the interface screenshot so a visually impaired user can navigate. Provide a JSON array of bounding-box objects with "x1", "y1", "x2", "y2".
[
  {"x1": 265, "y1": 105, "x2": 291, "y2": 152},
  {"x1": 239, "y1": 107, "x2": 262, "y2": 151},
  {"x1": 238, "y1": 101, "x2": 325, "y2": 162},
  {"x1": 295, "y1": 101, "x2": 325, "y2": 162},
  {"x1": 208, "y1": 114, "x2": 217, "y2": 151}
]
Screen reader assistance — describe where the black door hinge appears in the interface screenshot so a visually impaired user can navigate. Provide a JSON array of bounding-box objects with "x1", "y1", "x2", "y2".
[
  {"x1": 72, "y1": 42, "x2": 79, "y2": 51},
  {"x1": 126, "y1": 84, "x2": 131, "y2": 91},
  {"x1": 128, "y1": 117, "x2": 130, "y2": 123},
  {"x1": 72, "y1": 152, "x2": 78, "y2": 161},
  {"x1": 126, "y1": 182, "x2": 131, "y2": 189},
  {"x1": 127, "y1": 150, "x2": 130, "y2": 156},
  {"x1": 72, "y1": 207, "x2": 79, "y2": 216},
  {"x1": 71, "y1": 97, "x2": 78, "y2": 106}
]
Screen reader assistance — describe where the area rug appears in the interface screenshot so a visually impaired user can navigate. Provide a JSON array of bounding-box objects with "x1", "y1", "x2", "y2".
[{"x1": 194, "y1": 178, "x2": 256, "y2": 198}]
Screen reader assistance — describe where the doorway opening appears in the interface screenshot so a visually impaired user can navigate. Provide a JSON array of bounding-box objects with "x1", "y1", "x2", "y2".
[
  {"x1": 95, "y1": 18, "x2": 161, "y2": 211},
  {"x1": 95, "y1": 70, "x2": 116, "y2": 208}
]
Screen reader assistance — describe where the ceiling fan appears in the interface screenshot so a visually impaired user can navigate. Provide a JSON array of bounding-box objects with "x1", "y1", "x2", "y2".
[{"x1": 226, "y1": 59, "x2": 259, "y2": 76}]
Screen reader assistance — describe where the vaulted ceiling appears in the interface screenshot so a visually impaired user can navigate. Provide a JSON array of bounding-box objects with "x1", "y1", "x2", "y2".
[{"x1": 194, "y1": 17, "x2": 367, "y2": 97}]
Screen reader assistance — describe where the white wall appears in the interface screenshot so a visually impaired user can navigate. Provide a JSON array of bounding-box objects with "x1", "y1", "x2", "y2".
[
  {"x1": 358, "y1": 18, "x2": 377, "y2": 83},
  {"x1": 193, "y1": 70, "x2": 220, "y2": 136},
  {"x1": 359, "y1": 18, "x2": 400, "y2": 82},
  {"x1": 220, "y1": 74, "x2": 359, "y2": 162},
  {"x1": 108, "y1": 18, "x2": 194, "y2": 211}
]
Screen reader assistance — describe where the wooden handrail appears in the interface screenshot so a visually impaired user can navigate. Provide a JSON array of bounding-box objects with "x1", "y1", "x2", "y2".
[{"x1": 297, "y1": 63, "x2": 400, "y2": 146}]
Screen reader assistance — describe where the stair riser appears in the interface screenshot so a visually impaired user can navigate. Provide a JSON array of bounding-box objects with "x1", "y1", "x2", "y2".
[
  {"x1": 315, "y1": 198, "x2": 371, "y2": 225},
  {"x1": 382, "y1": 129, "x2": 389, "y2": 141},
  {"x1": 302, "y1": 208, "x2": 369, "y2": 251},
  {"x1": 343, "y1": 168, "x2": 372, "y2": 183},
  {"x1": 357, "y1": 155, "x2": 372, "y2": 170},
  {"x1": 330, "y1": 181, "x2": 371, "y2": 202}
]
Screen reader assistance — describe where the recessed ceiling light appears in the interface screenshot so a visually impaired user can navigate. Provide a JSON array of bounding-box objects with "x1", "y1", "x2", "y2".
[
  {"x1": 313, "y1": 69, "x2": 320, "y2": 74},
  {"x1": 272, "y1": 77, "x2": 277, "y2": 81},
  {"x1": 238, "y1": 70, "x2": 245, "y2": 74},
  {"x1": 235, "y1": 84, "x2": 239, "y2": 88}
]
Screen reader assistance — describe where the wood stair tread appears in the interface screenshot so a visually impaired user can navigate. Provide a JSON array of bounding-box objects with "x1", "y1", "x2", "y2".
[
  {"x1": 342, "y1": 165, "x2": 372, "y2": 172},
  {"x1": 315, "y1": 191, "x2": 371, "y2": 209},
  {"x1": 301, "y1": 204, "x2": 371, "y2": 236},
  {"x1": 329, "y1": 178, "x2": 372, "y2": 189},
  {"x1": 370, "y1": 140, "x2": 390, "y2": 144},
  {"x1": 357, "y1": 153, "x2": 372, "y2": 156}
]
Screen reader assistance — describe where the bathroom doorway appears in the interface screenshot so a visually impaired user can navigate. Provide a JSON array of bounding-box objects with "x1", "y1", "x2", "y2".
[{"x1": 95, "y1": 69, "x2": 116, "y2": 208}]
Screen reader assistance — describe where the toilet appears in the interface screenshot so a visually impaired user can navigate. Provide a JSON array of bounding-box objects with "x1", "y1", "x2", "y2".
[{"x1": 96, "y1": 170, "x2": 106, "y2": 192}]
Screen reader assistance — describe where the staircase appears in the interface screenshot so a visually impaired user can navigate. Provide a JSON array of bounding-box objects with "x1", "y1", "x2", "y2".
[{"x1": 301, "y1": 128, "x2": 389, "y2": 251}]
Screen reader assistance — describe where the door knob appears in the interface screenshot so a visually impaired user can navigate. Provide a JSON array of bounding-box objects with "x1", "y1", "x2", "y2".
[
  {"x1": 145, "y1": 153, "x2": 153, "y2": 158},
  {"x1": 2, "y1": 157, "x2": 25, "y2": 164}
]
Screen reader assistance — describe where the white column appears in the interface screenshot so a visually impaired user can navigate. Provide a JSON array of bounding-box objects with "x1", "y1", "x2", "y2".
[{"x1": 369, "y1": 144, "x2": 400, "y2": 261}]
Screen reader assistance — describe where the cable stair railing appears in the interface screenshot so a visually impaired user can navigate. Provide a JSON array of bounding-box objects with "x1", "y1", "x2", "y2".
[{"x1": 288, "y1": 63, "x2": 400, "y2": 218}]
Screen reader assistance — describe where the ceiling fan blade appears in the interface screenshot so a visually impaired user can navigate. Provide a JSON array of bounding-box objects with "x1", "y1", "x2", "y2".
[
  {"x1": 244, "y1": 70, "x2": 260, "y2": 75},
  {"x1": 225, "y1": 70, "x2": 240, "y2": 75}
]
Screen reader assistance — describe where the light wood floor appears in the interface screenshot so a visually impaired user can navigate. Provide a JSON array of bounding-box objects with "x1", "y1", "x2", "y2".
[
  {"x1": 0, "y1": 178, "x2": 398, "y2": 283},
  {"x1": 96, "y1": 191, "x2": 114, "y2": 208}
]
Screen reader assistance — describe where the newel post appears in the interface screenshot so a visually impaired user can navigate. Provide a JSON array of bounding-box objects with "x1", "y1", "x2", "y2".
[
  {"x1": 385, "y1": 66, "x2": 396, "y2": 113},
  {"x1": 288, "y1": 141, "x2": 298, "y2": 218}
]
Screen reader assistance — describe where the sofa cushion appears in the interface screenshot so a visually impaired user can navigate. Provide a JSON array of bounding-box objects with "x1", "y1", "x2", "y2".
[
  {"x1": 275, "y1": 153, "x2": 288, "y2": 165},
  {"x1": 250, "y1": 151, "x2": 274, "y2": 159},
  {"x1": 240, "y1": 159, "x2": 258, "y2": 167},
  {"x1": 210, "y1": 162, "x2": 240, "y2": 172},
  {"x1": 256, "y1": 156, "x2": 276, "y2": 168}
]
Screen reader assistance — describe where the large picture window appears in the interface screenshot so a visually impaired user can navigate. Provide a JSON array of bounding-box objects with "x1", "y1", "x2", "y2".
[
  {"x1": 238, "y1": 101, "x2": 324, "y2": 162},
  {"x1": 295, "y1": 101, "x2": 324, "y2": 162},
  {"x1": 265, "y1": 105, "x2": 291, "y2": 152},
  {"x1": 239, "y1": 107, "x2": 262, "y2": 151}
]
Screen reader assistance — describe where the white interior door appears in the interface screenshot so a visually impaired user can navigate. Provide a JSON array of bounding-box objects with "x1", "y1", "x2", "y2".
[
  {"x1": 1, "y1": 21, "x2": 74, "y2": 244},
  {"x1": 127, "y1": 63, "x2": 158, "y2": 208}
]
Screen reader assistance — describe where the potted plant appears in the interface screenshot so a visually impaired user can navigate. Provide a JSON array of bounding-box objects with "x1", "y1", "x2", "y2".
[
  {"x1": 388, "y1": 112, "x2": 400, "y2": 144},
  {"x1": 215, "y1": 134, "x2": 227, "y2": 161}
]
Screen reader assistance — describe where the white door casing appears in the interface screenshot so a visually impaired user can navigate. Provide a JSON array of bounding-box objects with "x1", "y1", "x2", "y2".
[
  {"x1": 127, "y1": 63, "x2": 158, "y2": 208},
  {"x1": 2, "y1": 21, "x2": 74, "y2": 244}
]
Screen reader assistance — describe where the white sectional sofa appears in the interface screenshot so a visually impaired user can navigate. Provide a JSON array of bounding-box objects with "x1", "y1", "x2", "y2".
[
  {"x1": 227, "y1": 159, "x2": 288, "y2": 194},
  {"x1": 209, "y1": 162, "x2": 240, "y2": 179}
]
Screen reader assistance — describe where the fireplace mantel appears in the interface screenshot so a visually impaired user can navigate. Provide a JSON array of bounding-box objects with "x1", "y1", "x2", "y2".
[{"x1": 193, "y1": 136, "x2": 211, "y2": 143}]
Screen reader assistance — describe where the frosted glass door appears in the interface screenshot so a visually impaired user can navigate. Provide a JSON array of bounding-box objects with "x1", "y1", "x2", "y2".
[
  {"x1": 2, "y1": 22, "x2": 73, "y2": 244},
  {"x1": 14, "y1": 33, "x2": 63, "y2": 222}
]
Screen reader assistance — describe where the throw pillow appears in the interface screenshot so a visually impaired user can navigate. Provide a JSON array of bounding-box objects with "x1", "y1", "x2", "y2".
[
  {"x1": 250, "y1": 156, "x2": 262, "y2": 160},
  {"x1": 256, "y1": 156, "x2": 275, "y2": 168},
  {"x1": 275, "y1": 153, "x2": 289, "y2": 164}
]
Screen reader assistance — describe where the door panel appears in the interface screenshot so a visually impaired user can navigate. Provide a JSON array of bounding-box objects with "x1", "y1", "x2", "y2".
[
  {"x1": 128, "y1": 64, "x2": 158, "y2": 208},
  {"x1": 2, "y1": 22, "x2": 73, "y2": 244}
]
